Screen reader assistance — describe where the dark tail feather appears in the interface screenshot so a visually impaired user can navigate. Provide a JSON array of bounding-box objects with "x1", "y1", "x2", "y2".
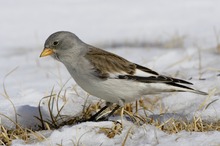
[{"x1": 166, "y1": 82, "x2": 208, "y2": 95}]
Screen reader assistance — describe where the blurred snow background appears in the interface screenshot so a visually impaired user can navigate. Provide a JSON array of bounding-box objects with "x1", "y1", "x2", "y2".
[{"x1": 0, "y1": 0, "x2": 220, "y2": 145}]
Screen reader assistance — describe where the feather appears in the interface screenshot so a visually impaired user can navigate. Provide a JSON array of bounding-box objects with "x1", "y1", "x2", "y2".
[{"x1": 84, "y1": 46, "x2": 207, "y2": 95}]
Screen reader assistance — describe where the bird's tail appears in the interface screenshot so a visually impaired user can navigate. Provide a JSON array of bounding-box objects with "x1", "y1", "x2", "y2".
[
  {"x1": 166, "y1": 82, "x2": 208, "y2": 95},
  {"x1": 188, "y1": 89, "x2": 208, "y2": 95}
]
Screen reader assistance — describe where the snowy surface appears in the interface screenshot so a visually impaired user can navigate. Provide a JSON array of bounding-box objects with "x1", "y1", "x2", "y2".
[{"x1": 1, "y1": 0, "x2": 220, "y2": 145}]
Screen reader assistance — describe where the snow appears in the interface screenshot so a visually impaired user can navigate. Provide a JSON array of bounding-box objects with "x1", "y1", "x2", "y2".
[
  {"x1": 11, "y1": 123, "x2": 220, "y2": 146},
  {"x1": 1, "y1": 0, "x2": 220, "y2": 145}
]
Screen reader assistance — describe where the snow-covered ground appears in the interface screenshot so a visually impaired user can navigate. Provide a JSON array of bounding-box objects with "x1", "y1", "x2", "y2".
[{"x1": 1, "y1": 0, "x2": 220, "y2": 145}]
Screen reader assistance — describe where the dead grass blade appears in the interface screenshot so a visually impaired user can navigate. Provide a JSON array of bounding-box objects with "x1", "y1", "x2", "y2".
[
  {"x1": 122, "y1": 126, "x2": 133, "y2": 146},
  {"x1": 1, "y1": 67, "x2": 19, "y2": 126}
]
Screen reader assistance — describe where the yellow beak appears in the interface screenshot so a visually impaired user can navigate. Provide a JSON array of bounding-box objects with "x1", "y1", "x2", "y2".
[{"x1": 40, "y1": 48, "x2": 54, "y2": 57}]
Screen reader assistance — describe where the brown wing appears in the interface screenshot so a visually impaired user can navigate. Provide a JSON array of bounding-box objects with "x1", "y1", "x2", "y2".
[
  {"x1": 85, "y1": 46, "x2": 193, "y2": 85},
  {"x1": 135, "y1": 64, "x2": 158, "y2": 75},
  {"x1": 118, "y1": 74, "x2": 193, "y2": 85},
  {"x1": 84, "y1": 47, "x2": 136, "y2": 78}
]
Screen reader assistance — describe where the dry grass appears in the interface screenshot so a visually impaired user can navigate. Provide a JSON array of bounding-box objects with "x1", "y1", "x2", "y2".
[
  {"x1": 98, "y1": 121, "x2": 123, "y2": 138},
  {"x1": 1, "y1": 66, "x2": 219, "y2": 145},
  {"x1": 1, "y1": 89, "x2": 220, "y2": 145},
  {"x1": 154, "y1": 117, "x2": 220, "y2": 134},
  {"x1": 97, "y1": 93, "x2": 220, "y2": 138},
  {"x1": 0, "y1": 124, "x2": 46, "y2": 146}
]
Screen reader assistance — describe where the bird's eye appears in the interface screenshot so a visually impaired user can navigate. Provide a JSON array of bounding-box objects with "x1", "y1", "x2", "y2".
[{"x1": 53, "y1": 41, "x2": 59, "y2": 46}]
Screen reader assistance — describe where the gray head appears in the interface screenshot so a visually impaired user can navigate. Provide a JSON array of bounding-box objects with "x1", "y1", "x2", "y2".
[{"x1": 40, "y1": 31, "x2": 86, "y2": 61}]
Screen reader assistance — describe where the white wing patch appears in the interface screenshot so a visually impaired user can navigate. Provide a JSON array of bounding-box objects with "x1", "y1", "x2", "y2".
[
  {"x1": 108, "y1": 71, "x2": 128, "y2": 78},
  {"x1": 134, "y1": 69, "x2": 157, "y2": 77},
  {"x1": 108, "y1": 68, "x2": 157, "y2": 79}
]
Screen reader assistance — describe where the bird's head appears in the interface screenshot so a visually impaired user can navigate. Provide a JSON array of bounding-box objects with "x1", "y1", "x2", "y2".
[{"x1": 40, "y1": 31, "x2": 84, "y2": 61}]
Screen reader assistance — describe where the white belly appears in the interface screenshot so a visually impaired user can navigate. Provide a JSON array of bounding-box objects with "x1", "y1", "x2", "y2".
[
  {"x1": 73, "y1": 74, "x2": 144, "y2": 105},
  {"x1": 64, "y1": 62, "x2": 143, "y2": 105},
  {"x1": 64, "y1": 62, "x2": 182, "y2": 106}
]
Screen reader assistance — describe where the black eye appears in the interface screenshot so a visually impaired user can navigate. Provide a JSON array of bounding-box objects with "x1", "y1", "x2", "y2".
[{"x1": 53, "y1": 41, "x2": 59, "y2": 46}]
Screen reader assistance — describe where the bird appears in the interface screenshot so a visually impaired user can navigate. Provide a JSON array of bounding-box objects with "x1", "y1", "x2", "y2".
[{"x1": 40, "y1": 31, "x2": 207, "y2": 121}]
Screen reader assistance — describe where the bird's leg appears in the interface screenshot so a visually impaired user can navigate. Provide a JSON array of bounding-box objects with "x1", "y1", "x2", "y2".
[
  {"x1": 97, "y1": 104, "x2": 121, "y2": 121},
  {"x1": 87, "y1": 102, "x2": 113, "y2": 121},
  {"x1": 88, "y1": 105, "x2": 109, "y2": 121},
  {"x1": 106, "y1": 104, "x2": 120, "y2": 118}
]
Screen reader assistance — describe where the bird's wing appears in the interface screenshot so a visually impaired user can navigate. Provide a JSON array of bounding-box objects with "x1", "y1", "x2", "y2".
[
  {"x1": 134, "y1": 64, "x2": 192, "y2": 84},
  {"x1": 85, "y1": 47, "x2": 136, "y2": 78},
  {"x1": 85, "y1": 47, "x2": 193, "y2": 85}
]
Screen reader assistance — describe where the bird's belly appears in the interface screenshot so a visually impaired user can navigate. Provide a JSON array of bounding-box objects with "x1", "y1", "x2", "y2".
[{"x1": 73, "y1": 76, "x2": 144, "y2": 105}]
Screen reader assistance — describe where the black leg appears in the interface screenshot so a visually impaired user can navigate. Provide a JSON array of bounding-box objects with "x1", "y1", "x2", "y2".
[
  {"x1": 88, "y1": 105, "x2": 109, "y2": 121},
  {"x1": 97, "y1": 105, "x2": 121, "y2": 121}
]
